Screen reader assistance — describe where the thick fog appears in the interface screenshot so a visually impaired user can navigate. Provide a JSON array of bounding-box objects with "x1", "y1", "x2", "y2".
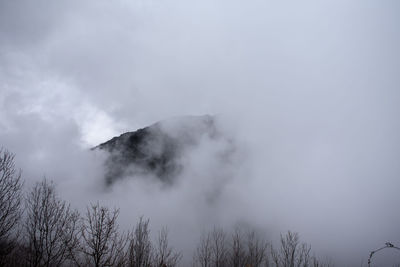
[{"x1": 1, "y1": 0, "x2": 400, "y2": 265}]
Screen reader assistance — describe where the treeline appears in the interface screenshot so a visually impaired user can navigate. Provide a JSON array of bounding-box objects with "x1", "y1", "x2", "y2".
[{"x1": 0, "y1": 148, "x2": 333, "y2": 267}]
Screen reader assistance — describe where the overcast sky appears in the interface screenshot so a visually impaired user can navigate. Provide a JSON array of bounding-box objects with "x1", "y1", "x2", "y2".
[{"x1": 1, "y1": 0, "x2": 400, "y2": 265}]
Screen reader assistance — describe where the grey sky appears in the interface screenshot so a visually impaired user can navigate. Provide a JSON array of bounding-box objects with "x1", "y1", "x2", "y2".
[{"x1": 1, "y1": 0, "x2": 400, "y2": 265}]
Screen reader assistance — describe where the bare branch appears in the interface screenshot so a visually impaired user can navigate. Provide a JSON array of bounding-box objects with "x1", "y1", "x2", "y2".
[
  {"x1": 0, "y1": 148, "x2": 23, "y2": 263},
  {"x1": 127, "y1": 217, "x2": 152, "y2": 267},
  {"x1": 193, "y1": 231, "x2": 212, "y2": 267},
  {"x1": 25, "y1": 179, "x2": 80, "y2": 267},
  {"x1": 79, "y1": 202, "x2": 126, "y2": 267},
  {"x1": 153, "y1": 227, "x2": 181, "y2": 267}
]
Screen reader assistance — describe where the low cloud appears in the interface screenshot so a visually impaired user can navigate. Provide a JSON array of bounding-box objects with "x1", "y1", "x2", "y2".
[{"x1": 1, "y1": 0, "x2": 400, "y2": 265}]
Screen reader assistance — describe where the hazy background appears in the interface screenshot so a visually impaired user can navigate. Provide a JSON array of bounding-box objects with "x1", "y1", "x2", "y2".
[{"x1": 1, "y1": 0, "x2": 400, "y2": 265}]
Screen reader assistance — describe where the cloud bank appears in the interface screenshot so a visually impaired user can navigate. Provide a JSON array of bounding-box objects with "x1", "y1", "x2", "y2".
[{"x1": 1, "y1": 0, "x2": 400, "y2": 265}]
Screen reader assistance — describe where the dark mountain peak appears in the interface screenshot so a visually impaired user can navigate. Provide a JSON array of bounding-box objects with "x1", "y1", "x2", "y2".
[{"x1": 95, "y1": 115, "x2": 221, "y2": 186}]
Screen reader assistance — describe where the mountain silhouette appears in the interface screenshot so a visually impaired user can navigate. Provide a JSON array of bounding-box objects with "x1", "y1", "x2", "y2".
[{"x1": 95, "y1": 115, "x2": 221, "y2": 185}]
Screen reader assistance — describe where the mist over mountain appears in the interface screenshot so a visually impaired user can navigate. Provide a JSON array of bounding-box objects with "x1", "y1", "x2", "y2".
[
  {"x1": 1, "y1": 0, "x2": 400, "y2": 265},
  {"x1": 95, "y1": 115, "x2": 235, "y2": 186}
]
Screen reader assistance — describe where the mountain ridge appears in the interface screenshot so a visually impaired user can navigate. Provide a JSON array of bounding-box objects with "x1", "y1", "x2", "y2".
[{"x1": 94, "y1": 115, "x2": 219, "y2": 185}]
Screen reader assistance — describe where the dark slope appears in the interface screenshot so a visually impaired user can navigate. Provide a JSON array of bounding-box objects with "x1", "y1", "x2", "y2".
[{"x1": 95, "y1": 115, "x2": 219, "y2": 185}]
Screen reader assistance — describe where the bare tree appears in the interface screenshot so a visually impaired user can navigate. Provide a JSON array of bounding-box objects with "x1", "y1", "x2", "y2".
[
  {"x1": 229, "y1": 228, "x2": 246, "y2": 267},
  {"x1": 228, "y1": 228, "x2": 268, "y2": 267},
  {"x1": 210, "y1": 227, "x2": 228, "y2": 267},
  {"x1": 246, "y1": 230, "x2": 268, "y2": 267},
  {"x1": 127, "y1": 217, "x2": 152, "y2": 267},
  {"x1": 25, "y1": 179, "x2": 80, "y2": 267},
  {"x1": 297, "y1": 243, "x2": 311, "y2": 267},
  {"x1": 193, "y1": 227, "x2": 228, "y2": 267},
  {"x1": 0, "y1": 149, "x2": 23, "y2": 263},
  {"x1": 153, "y1": 227, "x2": 181, "y2": 267},
  {"x1": 194, "y1": 232, "x2": 212, "y2": 267},
  {"x1": 270, "y1": 231, "x2": 312, "y2": 267},
  {"x1": 80, "y1": 202, "x2": 126, "y2": 267}
]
